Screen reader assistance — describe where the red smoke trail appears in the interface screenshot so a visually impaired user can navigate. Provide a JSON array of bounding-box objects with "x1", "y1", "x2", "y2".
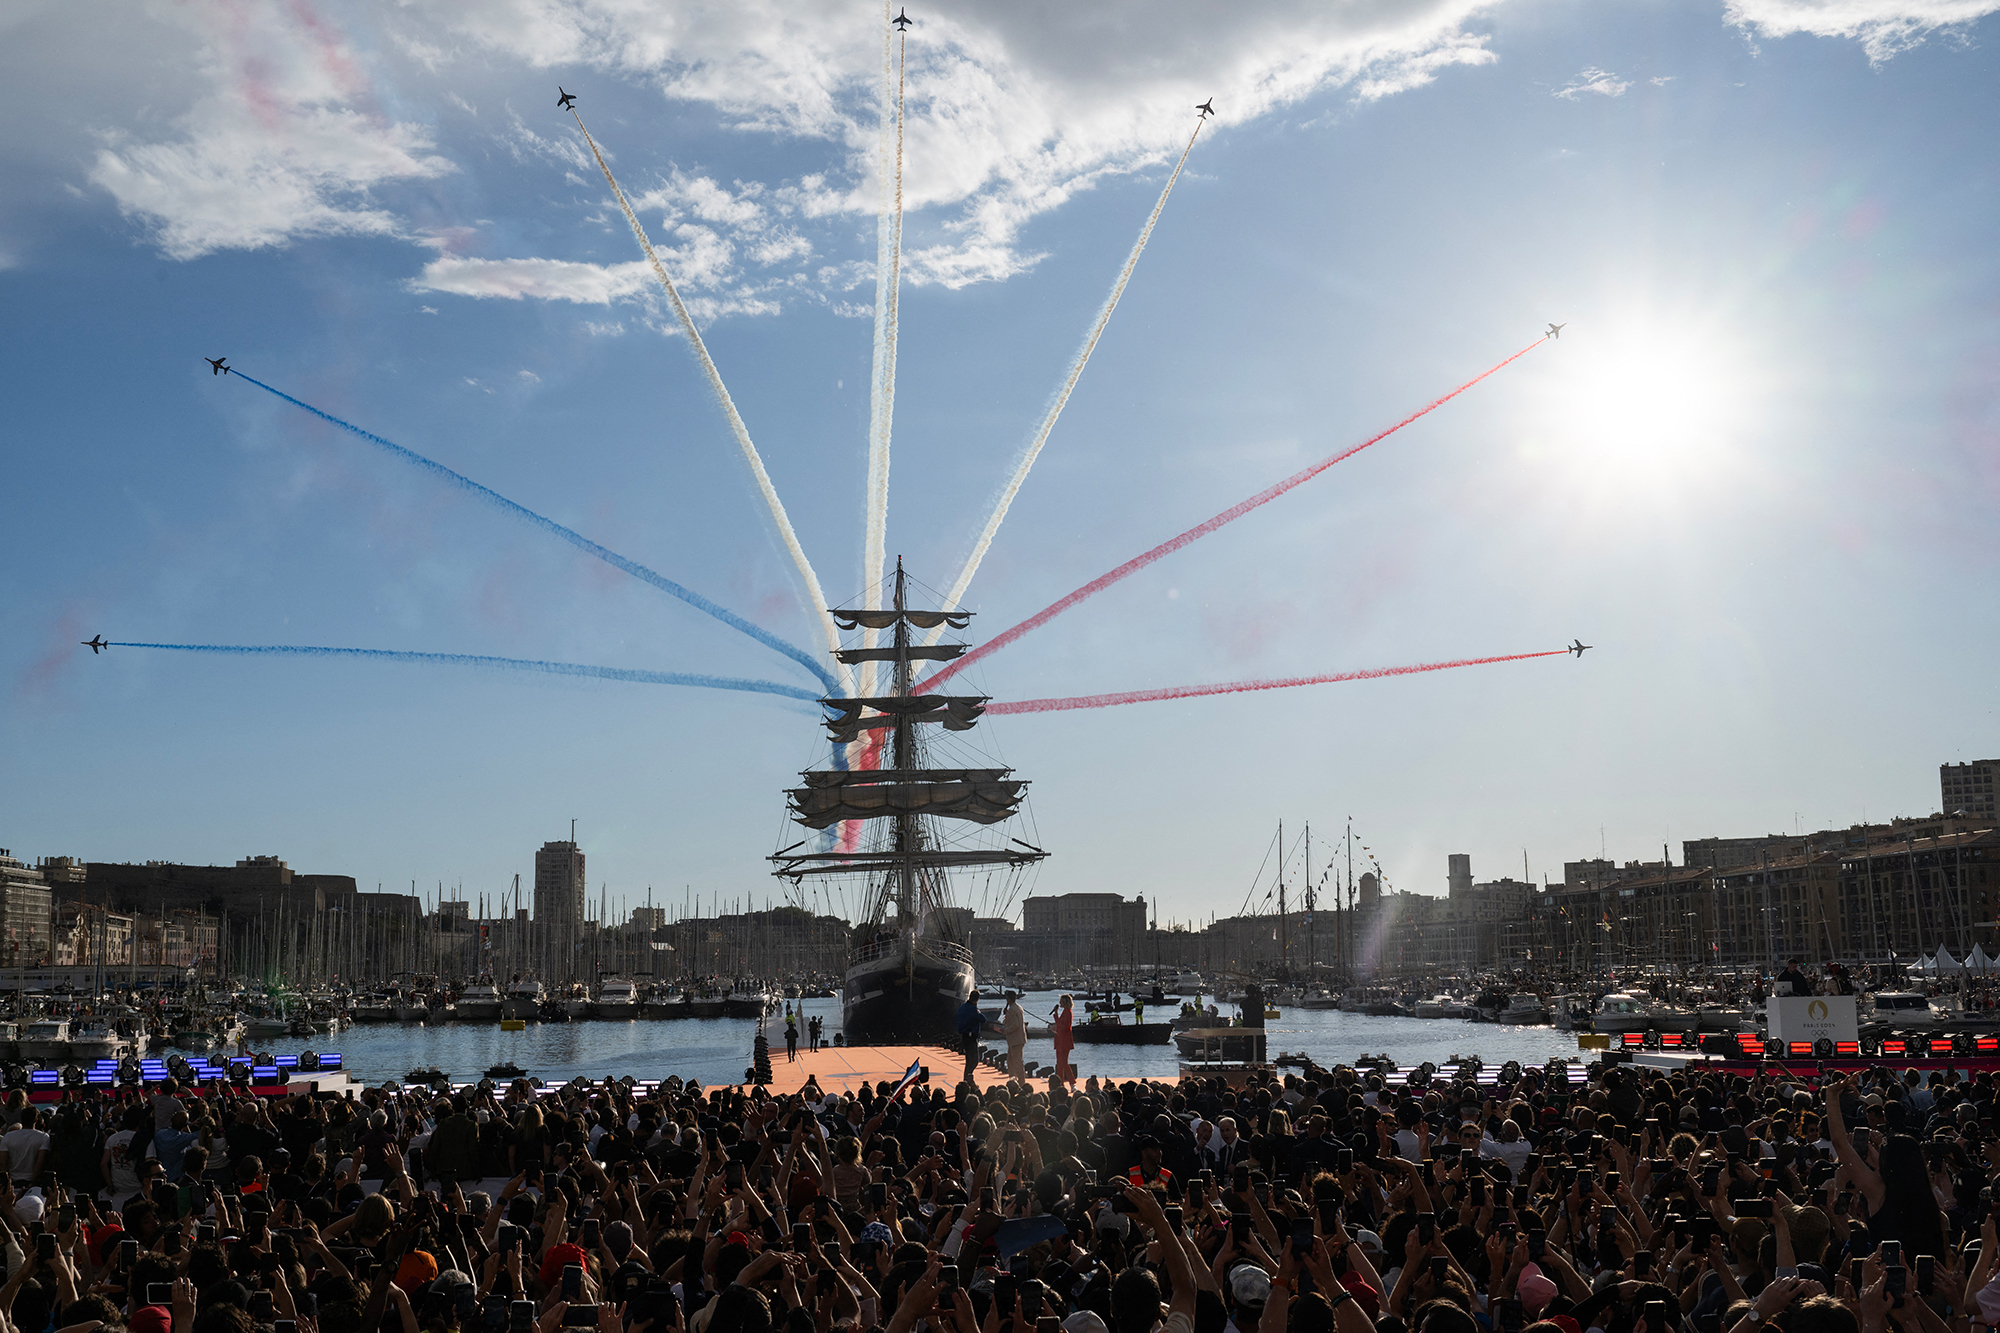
[
  {"x1": 923, "y1": 338, "x2": 1544, "y2": 693},
  {"x1": 987, "y1": 650, "x2": 1570, "y2": 716},
  {"x1": 836, "y1": 731, "x2": 890, "y2": 853}
]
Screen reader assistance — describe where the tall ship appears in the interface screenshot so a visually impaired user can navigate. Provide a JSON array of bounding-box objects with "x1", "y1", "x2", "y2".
[{"x1": 772, "y1": 562, "x2": 1048, "y2": 1042}]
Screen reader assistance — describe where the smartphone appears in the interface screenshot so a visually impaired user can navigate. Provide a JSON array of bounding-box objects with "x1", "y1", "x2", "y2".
[
  {"x1": 1497, "y1": 1299, "x2": 1524, "y2": 1333},
  {"x1": 1165, "y1": 1205, "x2": 1184, "y2": 1232},
  {"x1": 1886, "y1": 1266, "x2": 1907, "y2": 1299},
  {"x1": 1528, "y1": 1231, "x2": 1546, "y2": 1262},
  {"x1": 938, "y1": 1263, "x2": 959, "y2": 1295},
  {"x1": 276, "y1": 1323, "x2": 298, "y2": 1333},
  {"x1": 1038, "y1": 1320, "x2": 1062, "y2": 1333},
  {"x1": 581, "y1": 1218, "x2": 601, "y2": 1248},
  {"x1": 1336, "y1": 1148, "x2": 1354, "y2": 1173},
  {"x1": 725, "y1": 1162, "x2": 745, "y2": 1190},
  {"x1": 1880, "y1": 1241, "x2": 1902, "y2": 1266},
  {"x1": 1918, "y1": 1255, "x2": 1936, "y2": 1295},
  {"x1": 36, "y1": 1234, "x2": 55, "y2": 1262},
  {"x1": 1233, "y1": 1165, "x2": 1251, "y2": 1193},
  {"x1": 758, "y1": 1163, "x2": 773, "y2": 1189},
  {"x1": 251, "y1": 1293, "x2": 274, "y2": 1322},
  {"x1": 994, "y1": 1276, "x2": 1018, "y2": 1313},
  {"x1": 792, "y1": 1223, "x2": 811, "y2": 1250},
  {"x1": 1524, "y1": 1154, "x2": 1541, "y2": 1176},
  {"x1": 1850, "y1": 1259, "x2": 1865, "y2": 1290},
  {"x1": 147, "y1": 1282, "x2": 172, "y2": 1306},
  {"x1": 1231, "y1": 1214, "x2": 1252, "y2": 1242},
  {"x1": 1429, "y1": 1255, "x2": 1449, "y2": 1283},
  {"x1": 1471, "y1": 1179, "x2": 1486, "y2": 1207},
  {"x1": 1646, "y1": 1301, "x2": 1671, "y2": 1333},
  {"x1": 562, "y1": 1308, "x2": 599, "y2": 1328},
  {"x1": 119, "y1": 1238, "x2": 140, "y2": 1268},
  {"x1": 1738, "y1": 1200, "x2": 1774, "y2": 1219},
  {"x1": 1021, "y1": 1279, "x2": 1046, "y2": 1313},
  {"x1": 198, "y1": 1224, "x2": 215, "y2": 1244},
  {"x1": 1418, "y1": 1212, "x2": 1436, "y2": 1245},
  {"x1": 563, "y1": 1264, "x2": 584, "y2": 1302},
  {"x1": 511, "y1": 1301, "x2": 537, "y2": 1333},
  {"x1": 868, "y1": 1181, "x2": 887, "y2": 1209},
  {"x1": 54, "y1": 1207, "x2": 74, "y2": 1232},
  {"x1": 1291, "y1": 1218, "x2": 1315, "y2": 1254},
  {"x1": 355, "y1": 1254, "x2": 375, "y2": 1281},
  {"x1": 1702, "y1": 1165, "x2": 1720, "y2": 1194}
]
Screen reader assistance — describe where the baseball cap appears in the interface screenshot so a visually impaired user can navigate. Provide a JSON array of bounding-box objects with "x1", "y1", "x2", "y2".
[{"x1": 1230, "y1": 1265, "x2": 1271, "y2": 1308}]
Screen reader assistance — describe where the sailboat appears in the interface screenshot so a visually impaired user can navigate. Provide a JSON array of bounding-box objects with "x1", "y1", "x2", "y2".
[{"x1": 772, "y1": 561, "x2": 1049, "y2": 1043}]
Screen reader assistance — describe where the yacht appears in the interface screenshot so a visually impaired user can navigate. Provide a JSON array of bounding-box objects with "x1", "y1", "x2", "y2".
[
  {"x1": 1589, "y1": 990, "x2": 1695, "y2": 1034},
  {"x1": 455, "y1": 980, "x2": 503, "y2": 1022},
  {"x1": 392, "y1": 990, "x2": 432, "y2": 1023},
  {"x1": 19, "y1": 1019, "x2": 72, "y2": 1062},
  {"x1": 1866, "y1": 991, "x2": 1937, "y2": 1027},
  {"x1": 501, "y1": 977, "x2": 546, "y2": 1020},
  {"x1": 1415, "y1": 995, "x2": 1458, "y2": 1020},
  {"x1": 348, "y1": 994, "x2": 395, "y2": 1024},
  {"x1": 1496, "y1": 993, "x2": 1550, "y2": 1025},
  {"x1": 593, "y1": 977, "x2": 641, "y2": 1019}
]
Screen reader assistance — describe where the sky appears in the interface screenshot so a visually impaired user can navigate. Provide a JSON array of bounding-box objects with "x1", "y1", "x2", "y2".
[{"x1": 3, "y1": 0, "x2": 1997, "y2": 933}]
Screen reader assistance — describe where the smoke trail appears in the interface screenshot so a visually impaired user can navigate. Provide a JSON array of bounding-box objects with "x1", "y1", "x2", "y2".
[
  {"x1": 860, "y1": 6, "x2": 908, "y2": 699},
  {"x1": 110, "y1": 642, "x2": 820, "y2": 701},
  {"x1": 927, "y1": 111, "x2": 1209, "y2": 645},
  {"x1": 987, "y1": 650, "x2": 1570, "y2": 715},
  {"x1": 230, "y1": 370, "x2": 839, "y2": 694},
  {"x1": 569, "y1": 108, "x2": 850, "y2": 692},
  {"x1": 923, "y1": 338, "x2": 1544, "y2": 691}
]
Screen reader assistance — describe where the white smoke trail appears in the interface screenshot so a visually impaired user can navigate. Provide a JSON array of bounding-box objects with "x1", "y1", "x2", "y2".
[
  {"x1": 926, "y1": 113, "x2": 1208, "y2": 644},
  {"x1": 861, "y1": 7, "x2": 908, "y2": 699},
  {"x1": 571, "y1": 109, "x2": 850, "y2": 692}
]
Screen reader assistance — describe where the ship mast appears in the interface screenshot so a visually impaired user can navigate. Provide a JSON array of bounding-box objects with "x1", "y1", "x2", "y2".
[{"x1": 892, "y1": 558, "x2": 917, "y2": 927}]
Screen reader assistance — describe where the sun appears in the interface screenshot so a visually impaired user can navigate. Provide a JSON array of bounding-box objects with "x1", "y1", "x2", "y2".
[{"x1": 1525, "y1": 303, "x2": 1769, "y2": 505}]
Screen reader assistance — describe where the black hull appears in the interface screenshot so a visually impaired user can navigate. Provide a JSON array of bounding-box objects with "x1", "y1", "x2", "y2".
[{"x1": 843, "y1": 940, "x2": 975, "y2": 1043}]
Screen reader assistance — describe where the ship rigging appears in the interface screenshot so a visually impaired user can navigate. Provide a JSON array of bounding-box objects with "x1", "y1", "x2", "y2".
[{"x1": 772, "y1": 560, "x2": 1048, "y2": 1041}]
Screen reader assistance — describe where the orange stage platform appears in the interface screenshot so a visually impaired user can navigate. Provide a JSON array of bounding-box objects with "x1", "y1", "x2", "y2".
[{"x1": 732, "y1": 1044, "x2": 1019, "y2": 1096}]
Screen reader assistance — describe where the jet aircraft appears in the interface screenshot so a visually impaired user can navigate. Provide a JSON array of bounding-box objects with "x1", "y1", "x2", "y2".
[
  {"x1": 83, "y1": 636, "x2": 108, "y2": 654},
  {"x1": 205, "y1": 357, "x2": 230, "y2": 375},
  {"x1": 1196, "y1": 98, "x2": 1216, "y2": 118},
  {"x1": 893, "y1": 8, "x2": 912, "y2": 29},
  {"x1": 557, "y1": 87, "x2": 577, "y2": 110},
  {"x1": 1546, "y1": 323, "x2": 1566, "y2": 339},
  {"x1": 1569, "y1": 640, "x2": 1592, "y2": 657}
]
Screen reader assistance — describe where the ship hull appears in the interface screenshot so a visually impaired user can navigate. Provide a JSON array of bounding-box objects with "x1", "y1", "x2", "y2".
[{"x1": 842, "y1": 936, "x2": 975, "y2": 1044}]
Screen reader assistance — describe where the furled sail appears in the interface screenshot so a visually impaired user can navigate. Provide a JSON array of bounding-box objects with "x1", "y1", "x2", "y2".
[
  {"x1": 833, "y1": 643, "x2": 967, "y2": 664},
  {"x1": 821, "y1": 695, "x2": 987, "y2": 744},
  {"x1": 787, "y1": 777, "x2": 1027, "y2": 828},
  {"x1": 831, "y1": 609, "x2": 973, "y2": 631},
  {"x1": 799, "y1": 767, "x2": 1010, "y2": 788}
]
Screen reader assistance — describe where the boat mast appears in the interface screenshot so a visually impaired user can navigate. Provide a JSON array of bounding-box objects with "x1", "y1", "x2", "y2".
[{"x1": 892, "y1": 558, "x2": 917, "y2": 930}]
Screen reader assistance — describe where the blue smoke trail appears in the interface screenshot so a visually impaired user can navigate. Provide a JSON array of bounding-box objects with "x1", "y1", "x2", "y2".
[
  {"x1": 228, "y1": 371, "x2": 838, "y2": 693},
  {"x1": 111, "y1": 642, "x2": 819, "y2": 703}
]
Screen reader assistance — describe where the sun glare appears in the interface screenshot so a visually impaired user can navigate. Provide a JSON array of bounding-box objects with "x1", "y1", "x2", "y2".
[{"x1": 1527, "y1": 309, "x2": 1766, "y2": 505}]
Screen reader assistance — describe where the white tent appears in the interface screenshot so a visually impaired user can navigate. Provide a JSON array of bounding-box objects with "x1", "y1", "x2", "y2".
[
  {"x1": 1908, "y1": 953, "x2": 1935, "y2": 973},
  {"x1": 1969, "y1": 944, "x2": 1996, "y2": 974},
  {"x1": 1934, "y1": 947, "x2": 1964, "y2": 974}
]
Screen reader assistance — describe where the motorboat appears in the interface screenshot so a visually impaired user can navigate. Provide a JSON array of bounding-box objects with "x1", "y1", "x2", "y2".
[
  {"x1": 1495, "y1": 994, "x2": 1550, "y2": 1025},
  {"x1": 559, "y1": 985, "x2": 592, "y2": 1020},
  {"x1": 1590, "y1": 990, "x2": 1696, "y2": 1034},
  {"x1": 501, "y1": 978, "x2": 546, "y2": 1020},
  {"x1": 593, "y1": 977, "x2": 641, "y2": 1019},
  {"x1": 348, "y1": 994, "x2": 396, "y2": 1023},
  {"x1": 392, "y1": 990, "x2": 432, "y2": 1023},
  {"x1": 456, "y1": 981, "x2": 503, "y2": 1021},
  {"x1": 19, "y1": 1019, "x2": 71, "y2": 1062},
  {"x1": 1866, "y1": 991, "x2": 1938, "y2": 1027},
  {"x1": 1415, "y1": 995, "x2": 1458, "y2": 1020}
]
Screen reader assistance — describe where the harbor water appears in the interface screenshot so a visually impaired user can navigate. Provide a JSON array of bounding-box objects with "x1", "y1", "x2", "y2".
[{"x1": 212, "y1": 992, "x2": 1586, "y2": 1088}]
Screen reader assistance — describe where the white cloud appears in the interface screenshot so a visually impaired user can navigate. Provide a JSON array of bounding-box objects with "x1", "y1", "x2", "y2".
[
  {"x1": 420, "y1": 305, "x2": 439, "y2": 314},
  {"x1": 409, "y1": 254, "x2": 653, "y2": 303},
  {"x1": 420, "y1": 0, "x2": 1507, "y2": 289},
  {"x1": 1651, "y1": 75, "x2": 1678, "y2": 85},
  {"x1": 1554, "y1": 67, "x2": 1633, "y2": 99},
  {"x1": 1726, "y1": 0, "x2": 2000, "y2": 61},
  {"x1": 517, "y1": 368, "x2": 542, "y2": 383},
  {"x1": 89, "y1": 1, "x2": 452, "y2": 260},
  {"x1": 582, "y1": 320, "x2": 626, "y2": 337}
]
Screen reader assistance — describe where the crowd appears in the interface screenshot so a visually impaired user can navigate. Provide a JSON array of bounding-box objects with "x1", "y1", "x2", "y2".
[{"x1": 0, "y1": 1051, "x2": 1996, "y2": 1333}]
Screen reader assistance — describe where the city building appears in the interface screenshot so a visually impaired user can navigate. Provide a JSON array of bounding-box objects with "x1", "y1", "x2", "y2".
[
  {"x1": 1942, "y1": 761, "x2": 1997, "y2": 824},
  {"x1": 533, "y1": 841, "x2": 586, "y2": 926},
  {"x1": 0, "y1": 851, "x2": 53, "y2": 966},
  {"x1": 1017, "y1": 892, "x2": 1148, "y2": 969},
  {"x1": 1835, "y1": 827, "x2": 1997, "y2": 961}
]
